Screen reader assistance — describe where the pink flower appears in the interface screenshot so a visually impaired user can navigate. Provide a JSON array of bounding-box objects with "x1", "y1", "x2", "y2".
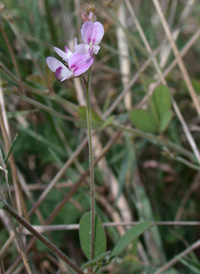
[
  {"x1": 46, "y1": 40, "x2": 94, "y2": 81},
  {"x1": 75, "y1": 21, "x2": 104, "y2": 56},
  {"x1": 46, "y1": 56, "x2": 73, "y2": 82},
  {"x1": 46, "y1": 20, "x2": 104, "y2": 82}
]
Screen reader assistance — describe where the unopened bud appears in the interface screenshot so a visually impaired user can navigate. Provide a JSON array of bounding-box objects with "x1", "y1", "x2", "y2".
[
  {"x1": 88, "y1": 12, "x2": 97, "y2": 22},
  {"x1": 81, "y1": 11, "x2": 97, "y2": 22},
  {"x1": 81, "y1": 12, "x2": 88, "y2": 22}
]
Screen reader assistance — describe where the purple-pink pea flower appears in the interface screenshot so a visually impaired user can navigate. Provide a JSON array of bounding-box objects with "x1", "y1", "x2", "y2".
[
  {"x1": 75, "y1": 21, "x2": 104, "y2": 56},
  {"x1": 46, "y1": 42, "x2": 94, "y2": 81},
  {"x1": 46, "y1": 20, "x2": 104, "y2": 82},
  {"x1": 46, "y1": 45, "x2": 73, "y2": 82}
]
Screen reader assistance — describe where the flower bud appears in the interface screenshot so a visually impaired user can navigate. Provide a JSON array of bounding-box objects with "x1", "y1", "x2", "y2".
[
  {"x1": 81, "y1": 11, "x2": 97, "y2": 22},
  {"x1": 88, "y1": 12, "x2": 97, "y2": 22},
  {"x1": 81, "y1": 12, "x2": 88, "y2": 22}
]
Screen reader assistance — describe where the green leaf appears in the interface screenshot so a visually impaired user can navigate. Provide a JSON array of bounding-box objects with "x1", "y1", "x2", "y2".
[
  {"x1": 179, "y1": 256, "x2": 200, "y2": 274},
  {"x1": 75, "y1": 106, "x2": 103, "y2": 129},
  {"x1": 78, "y1": 106, "x2": 102, "y2": 122},
  {"x1": 81, "y1": 251, "x2": 111, "y2": 269},
  {"x1": 160, "y1": 109, "x2": 173, "y2": 132},
  {"x1": 100, "y1": 116, "x2": 115, "y2": 130},
  {"x1": 129, "y1": 109, "x2": 158, "y2": 133},
  {"x1": 150, "y1": 85, "x2": 171, "y2": 121},
  {"x1": 110, "y1": 221, "x2": 152, "y2": 258},
  {"x1": 79, "y1": 212, "x2": 106, "y2": 260}
]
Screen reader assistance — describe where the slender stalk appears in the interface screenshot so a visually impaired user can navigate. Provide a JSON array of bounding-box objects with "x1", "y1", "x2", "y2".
[
  {"x1": 0, "y1": 199, "x2": 84, "y2": 274},
  {"x1": 85, "y1": 68, "x2": 95, "y2": 261}
]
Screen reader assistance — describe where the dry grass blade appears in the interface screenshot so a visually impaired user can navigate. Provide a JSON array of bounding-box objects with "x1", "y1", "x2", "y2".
[
  {"x1": 152, "y1": 0, "x2": 200, "y2": 118},
  {"x1": 117, "y1": 2, "x2": 131, "y2": 109}
]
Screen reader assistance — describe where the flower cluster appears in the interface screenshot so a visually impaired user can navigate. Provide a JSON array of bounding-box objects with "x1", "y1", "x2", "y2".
[{"x1": 46, "y1": 12, "x2": 104, "y2": 82}]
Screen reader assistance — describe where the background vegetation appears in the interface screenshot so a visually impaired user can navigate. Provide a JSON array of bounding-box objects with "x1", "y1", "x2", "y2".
[{"x1": 0, "y1": 0, "x2": 200, "y2": 273}]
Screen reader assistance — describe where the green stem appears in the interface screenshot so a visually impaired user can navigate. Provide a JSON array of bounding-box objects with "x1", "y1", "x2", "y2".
[
  {"x1": 0, "y1": 199, "x2": 84, "y2": 274},
  {"x1": 85, "y1": 68, "x2": 95, "y2": 261}
]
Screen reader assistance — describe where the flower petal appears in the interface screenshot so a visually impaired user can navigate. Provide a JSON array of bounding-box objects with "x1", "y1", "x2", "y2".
[
  {"x1": 91, "y1": 22, "x2": 104, "y2": 45},
  {"x1": 46, "y1": 57, "x2": 65, "y2": 72},
  {"x1": 54, "y1": 47, "x2": 72, "y2": 62},
  {"x1": 68, "y1": 52, "x2": 94, "y2": 76},
  {"x1": 75, "y1": 44, "x2": 90, "y2": 54},
  {"x1": 46, "y1": 57, "x2": 73, "y2": 81},
  {"x1": 74, "y1": 37, "x2": 78, "y2": 47},
  {"x1": 55, "y1": 66, "x2": 74, "y2": 81},
  {"x1": 68, "y1": 52, "x2": 91, "y2": 70},
  {"x1": 73, "y1": 56, "x2": 94, "y2": 77},
  {"x1": 81, "y1": 21, "x2": 94, "y2": 44},
  {"x1": 93, "y1": 45, "x2": 100, "y2": 54}
]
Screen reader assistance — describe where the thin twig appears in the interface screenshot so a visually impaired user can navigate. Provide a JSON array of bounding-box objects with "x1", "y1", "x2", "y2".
[{"x1": 22, "y1": 221, "x2": 200, "y2": 233}]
